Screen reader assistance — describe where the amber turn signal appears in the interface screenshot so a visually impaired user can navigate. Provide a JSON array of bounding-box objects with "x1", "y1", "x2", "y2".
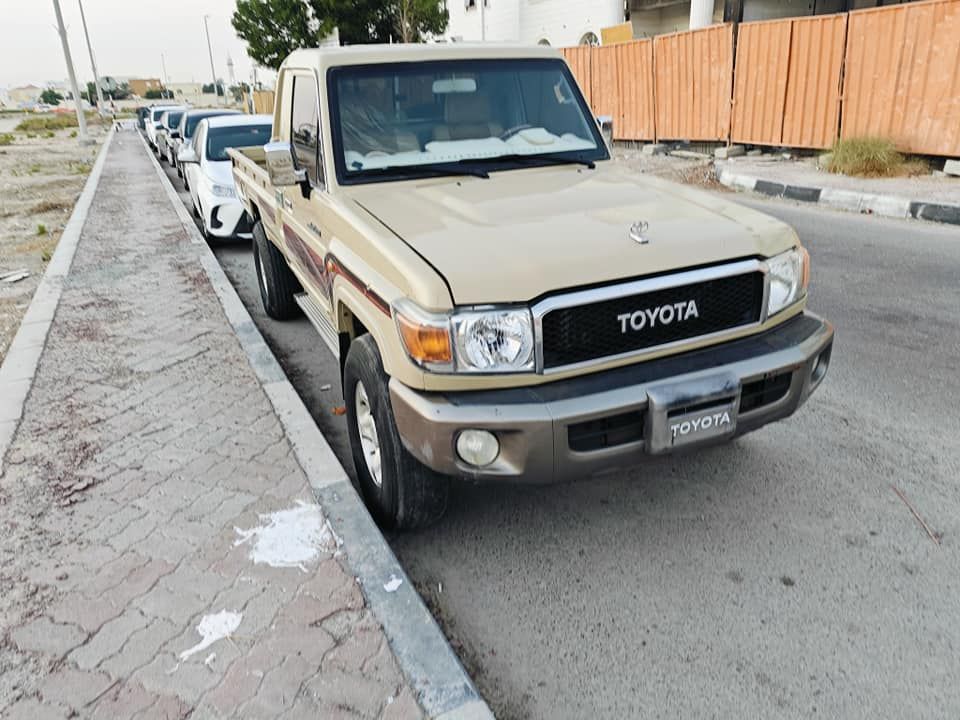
[{"x1": 396, "y1": 311, "x2": 452, "y2": 365}]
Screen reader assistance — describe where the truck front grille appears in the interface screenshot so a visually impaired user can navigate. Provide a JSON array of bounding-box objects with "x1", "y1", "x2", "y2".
[{"x1": 540, "y1": 271, "x2": 764, "y2": 370}]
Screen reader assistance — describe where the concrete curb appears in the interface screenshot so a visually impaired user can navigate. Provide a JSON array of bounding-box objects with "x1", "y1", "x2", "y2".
[
  {"x1": 137, "y1": 131, "x2": 492, "y2": 720},
  {"x1": 0, "y1": 130, "x2": 114, "y2": 477},
  {"x1": 716, "y1": 167, "x2": 960, "y2": 226}
]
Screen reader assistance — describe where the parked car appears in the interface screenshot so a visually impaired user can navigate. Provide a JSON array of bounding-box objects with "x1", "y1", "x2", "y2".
[
  {"x1": 181, "y1": 114, "x2": 272, "y2": 240},
  {"x1": 136, "y1": 106, "x2": 150, "y2": 131},
  {"x1": 155, "y1": 108, "x2": 186, "y2": 162},
  {"x1": 145, "y1": 105, "x2": 180, "y2": 149},
  {"x1": 230, "y1": 44, "x2": 834, "y2": 530},
  {"x1": 171, "y1": 108, "x2": 241, "y2": 183}
]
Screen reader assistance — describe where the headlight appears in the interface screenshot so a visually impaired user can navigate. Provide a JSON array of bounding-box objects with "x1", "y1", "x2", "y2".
[
  {"x1": 765, "y1": 247, "x2": 809, "y2": 317},
  {"x1": 210, "y1": 183, "x2": 236, "y2": 198},
  {"x1": 453, "y1": 308, "x2": 534, "y2": 373},
  {"x1": 394, "y1": 301, "x2": 535, "y2": 374}
]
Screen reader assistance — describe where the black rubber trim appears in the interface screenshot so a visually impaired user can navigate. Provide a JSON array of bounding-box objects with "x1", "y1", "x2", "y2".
[{"x1": 443, "y1": 313, "x2": 825, "y2": 407}]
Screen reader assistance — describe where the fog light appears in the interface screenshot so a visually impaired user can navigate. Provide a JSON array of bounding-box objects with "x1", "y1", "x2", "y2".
[{"x1": 456, "y1": 430, "x2": 499, "y2": 467}]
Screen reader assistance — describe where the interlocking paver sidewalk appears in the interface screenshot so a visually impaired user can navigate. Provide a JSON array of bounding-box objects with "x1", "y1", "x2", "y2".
[{"x1": 0, "y1": 133, "x2": 423, "y2": 719}]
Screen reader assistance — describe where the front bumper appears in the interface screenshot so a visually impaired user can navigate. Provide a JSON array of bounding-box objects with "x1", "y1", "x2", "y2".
[
  {"x1": 389, "y1": 312, "x2": 834, "y2": 483},
  {"x1": 206, "y1": 199, "x2": 252, "y2": 239}
]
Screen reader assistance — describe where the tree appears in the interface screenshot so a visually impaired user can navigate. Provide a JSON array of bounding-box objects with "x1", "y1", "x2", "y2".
[
  {"x1": 202, "y1": 82, "x2": 226, "y2": 96},
  {"x1": 145, "y1": 89, "x2": 164, "y2": 100},
  {"x1": 392, "y1": 0, "x2": 448, "y2": 42},
  {"x1": 40, "y1": 88, "x2": 63, "y2": 105},
  {"x1": 232, "y1": 0, "x2": 324, "y2": 70},
  {"x1": 232, "y1": 0, "x2": 448, "y2": 69}
]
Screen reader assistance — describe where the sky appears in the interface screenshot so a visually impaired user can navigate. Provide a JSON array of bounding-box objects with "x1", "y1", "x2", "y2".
[{"x1": 0, "y1": 0, "x2": 270, "y2": 89}]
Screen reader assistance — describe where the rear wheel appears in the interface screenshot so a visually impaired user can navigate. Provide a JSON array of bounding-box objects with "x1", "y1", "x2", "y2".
[
  {"x1": 344, "y1": 335, "x2": 449, "y2": 530},
  {"x1": 252, "y1": 220, "x2": 301, "y2": 320}
]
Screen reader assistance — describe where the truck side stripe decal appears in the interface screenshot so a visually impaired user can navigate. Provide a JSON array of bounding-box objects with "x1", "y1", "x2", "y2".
[
  {"x1": 325, "y1": 255, "x2": 392, "y2": 317},
  {"x1": 282, "y1": 223, "x2": 390, "y2": 317}
]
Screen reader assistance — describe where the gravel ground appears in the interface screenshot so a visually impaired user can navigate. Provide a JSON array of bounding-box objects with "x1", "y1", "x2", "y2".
[{"x1": 0, "y1": 117, "x2": 106, "y2": 362}]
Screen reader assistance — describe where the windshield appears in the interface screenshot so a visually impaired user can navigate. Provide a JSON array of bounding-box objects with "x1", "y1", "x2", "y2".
[
  {"x1": 329, "y1": 58, "x2": 606, "y2": 184},
  {"x1": 166, "y1": 111, "x2": 183, "y2": 128},
  {"x1": 205, "y1": 124, "x2": 272, "y2": 162},
  {"x1": 185, "y1": 112, "x2": 235, "y2": 138}
]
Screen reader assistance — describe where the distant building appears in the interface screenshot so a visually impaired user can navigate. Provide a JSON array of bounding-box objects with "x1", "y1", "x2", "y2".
[
  {"x1": 129, "y1": 78, "x2": 162, "y2": 98},
  {"x1": 441, "y1": 0, "x2": 922, "y2": 45},
  {"x1": 166, "y1": 82, "x2": 204, "y2": 104},
  {"x1": 8, "y1": 84, "x2": 43, "y2": 108}
]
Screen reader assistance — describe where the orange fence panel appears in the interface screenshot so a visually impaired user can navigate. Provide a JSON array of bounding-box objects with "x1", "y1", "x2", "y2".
[
  {"x1": 842, "y1": 0, "x2": 960, "y2": 156},
  {"x1": 562, "y1": 46, "x2": 593, "y2": 107},
  {"x1": 592, "y1": 44, "x2": 620, "y2": 123},
  {"x1": 782, "y1": 14, "x2": 847, "y2": 149},
  {"x1": 654, "y1": 24, "x2": 734, "y2": 142},
  {"x1": 613, "y1": 40, "x2": 656, "y2": 141},
  {"x1": 731, "y1": 19, "x2": 791, "y2": 145},
  {"x1": 732, "y1": 14, "x2": 845, "y2": 149}
]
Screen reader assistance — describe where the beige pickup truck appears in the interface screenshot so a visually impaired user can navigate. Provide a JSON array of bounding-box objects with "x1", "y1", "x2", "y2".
[{"x1": 230, "y1": 44, "x2": 834, "y2": 529}]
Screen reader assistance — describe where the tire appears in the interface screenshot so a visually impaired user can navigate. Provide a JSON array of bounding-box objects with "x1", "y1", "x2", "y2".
[
  {"x1": 344, "y1": 335, "x2": 449, "y2": 530},
  {"x1": 252, "y1": 220, "x2": 301, "y2": 320}
]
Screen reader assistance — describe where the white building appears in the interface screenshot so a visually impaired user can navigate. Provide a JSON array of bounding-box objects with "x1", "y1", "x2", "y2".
[{"x1": 440, "y1": 0, "x2": 624, "y2": 47}]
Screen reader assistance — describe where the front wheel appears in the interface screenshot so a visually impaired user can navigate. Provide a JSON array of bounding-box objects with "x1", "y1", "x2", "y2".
[
  {"x1": 252, "y1": 220, "x2": 301, "y2": 320},
  {"x1": 344, "y1": 335, "x2": 449, "y2": 530}
]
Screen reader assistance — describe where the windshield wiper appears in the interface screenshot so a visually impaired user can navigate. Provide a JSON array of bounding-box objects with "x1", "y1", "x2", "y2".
[
  {"x1": 466, "y1": 153, "x2": 596, "y2": 170},
  {"x1": 349, "y1": 162, "x2": 489, "y2": 179}
]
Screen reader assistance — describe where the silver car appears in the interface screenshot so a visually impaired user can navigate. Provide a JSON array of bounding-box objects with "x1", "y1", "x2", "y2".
[{"x1": 155, "y1": 107, "x2": 186, "y2": 163}]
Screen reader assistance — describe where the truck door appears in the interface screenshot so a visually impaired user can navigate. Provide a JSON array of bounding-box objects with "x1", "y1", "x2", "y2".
[{"x1": 279, "y1": 70, "x2": 336, "y2": 329}]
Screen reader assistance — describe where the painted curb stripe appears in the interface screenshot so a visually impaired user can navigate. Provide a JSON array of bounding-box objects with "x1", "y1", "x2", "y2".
[
  {"x1": 717, "y1": 167, "x2": 960, "y2": 227},
  {"x1": 0, "y1": 131, "x2": 114, "y2": 476},
  {"x1": 783, "y1": 185, "x2": 822, "y2": 203},
  {"x1": 910, "y1": 201, "x2": 960, "y2": 226},
  {"x1": 138, "y1": 131, "x2": 491, "y2": 720}
]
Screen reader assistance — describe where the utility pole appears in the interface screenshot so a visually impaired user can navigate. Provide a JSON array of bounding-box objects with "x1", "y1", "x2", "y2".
[
  {"x1": 203, "y1": 16, "x2": 222, "y2": 105},
  {"x1": 77, "y1": 0, "x2": 105, "y2": 113},
  {"x1": 479, "y1": 0, "x2": 486, "y2": 41},
  {"x1": 161, "y1": 53, "x2": 169, "y2": 98},
  {"x1": 52, "y1": 0, "x2": 89, "y2": 143},
  {"x1": 689, "y1": 0, "x2": 714, "y2": 29}
]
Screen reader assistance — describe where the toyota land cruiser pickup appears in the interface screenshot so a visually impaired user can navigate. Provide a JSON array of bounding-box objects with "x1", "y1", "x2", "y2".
[{"x1": 229, "y1": 44, "x2": 834, "y2": 529}]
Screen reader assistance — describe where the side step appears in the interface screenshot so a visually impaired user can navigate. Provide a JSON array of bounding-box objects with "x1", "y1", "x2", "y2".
[{"x1": 295, "y1": 292, "x2": 340, "y2": 359}]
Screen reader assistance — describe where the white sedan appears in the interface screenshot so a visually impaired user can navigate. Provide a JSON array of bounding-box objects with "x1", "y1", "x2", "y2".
[{"x1": 179, "y1": 114, "x2": 272, "y2": 241}]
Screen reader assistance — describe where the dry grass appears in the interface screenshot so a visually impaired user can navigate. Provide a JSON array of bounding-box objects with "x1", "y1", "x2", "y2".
[
  {"x1": 828, "y1": 137, "x2": 929, "y2": 178},
  {"x1": 16, "y1": 115, "x2": 78, "y2": 132}
]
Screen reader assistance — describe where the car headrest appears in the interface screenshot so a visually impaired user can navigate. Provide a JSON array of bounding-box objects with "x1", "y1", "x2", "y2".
[{"x1": 444, "y1": 93, "x2": 491, "y2": 124}]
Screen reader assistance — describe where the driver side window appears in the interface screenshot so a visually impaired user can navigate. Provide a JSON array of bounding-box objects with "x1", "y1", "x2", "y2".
[{"x1": 291, "y1": 75, "x2": 322, "y2": 188}]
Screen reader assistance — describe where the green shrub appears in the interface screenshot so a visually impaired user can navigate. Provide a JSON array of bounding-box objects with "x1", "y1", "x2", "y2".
[
  {"x1": 69, "y1": 130, "x2": 77, "y2": 138},
  {"x1": 37, "y1": 223, "x2": 47, "y2": 236},
  {"x1": 0, "y1": 133, "x2": 13, "y2": 146},
  {"x1": 44, "y1": 131, "x2": 55, "y2": 138},
  {"x1": 16, "y1": 114, "x2": 78, "y2": 133},
  {"x1": 828, "y1": 137, "x2": 927, "y2": 178}
]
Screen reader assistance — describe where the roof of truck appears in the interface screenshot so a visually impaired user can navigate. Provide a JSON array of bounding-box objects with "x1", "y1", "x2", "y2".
[
  {"x1": 281, "y1": 43, "x2": 562, "y2": 72},
  {"x1": 204, "y1": 113, "x2": 272, "y2": 129}
]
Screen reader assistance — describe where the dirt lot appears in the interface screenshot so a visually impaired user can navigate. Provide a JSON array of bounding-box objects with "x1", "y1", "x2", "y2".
[{"x1": 0, "y1": 114, "x2": 107, "y2": 362}]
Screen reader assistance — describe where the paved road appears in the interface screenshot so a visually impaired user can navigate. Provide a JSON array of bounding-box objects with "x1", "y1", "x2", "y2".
[{"x1": 160, "y1": 153, "x2": 960, "y2": 719}]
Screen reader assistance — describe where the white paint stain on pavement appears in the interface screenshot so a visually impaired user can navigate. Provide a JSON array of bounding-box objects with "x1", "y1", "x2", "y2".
[
  {"x1": 384, "y1": 574, "x2": 403, "y2": 592},
  {"x1": 179, "y1": 610, "x2": 242, "y2": 661},
  {"x1": 234, "y1": 501, "x2": 333, "y2": 572}
]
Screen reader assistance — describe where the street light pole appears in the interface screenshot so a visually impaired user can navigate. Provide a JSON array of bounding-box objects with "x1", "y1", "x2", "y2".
[
  {"x1": 51, "y1": 0, "x2": 90, "y2": 143},
  {"x1": 77, "y1": 0, "x2": 105, "y2": 112},
  {"x1": 203, "y1": 16, "x2": 221, "y2": 105}
]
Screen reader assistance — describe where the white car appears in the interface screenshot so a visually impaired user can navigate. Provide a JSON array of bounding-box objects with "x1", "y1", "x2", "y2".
[
  {"x1": 145, "y1": 104, "x2": 181, "y2": 149},
  {"x1": 179, "y1": 114, "x2": 272, "y2": 240},
  {"x1": 156, "y1": 107, "x2": 187, "y2": 163},
  {"x1": 171, "y1": 108, "x2": 241, "y2": 183}
]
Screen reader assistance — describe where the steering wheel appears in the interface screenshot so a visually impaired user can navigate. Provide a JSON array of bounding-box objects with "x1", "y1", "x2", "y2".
[{"x1": 500, "y1": 124, "x2": 533, "y2": 141}]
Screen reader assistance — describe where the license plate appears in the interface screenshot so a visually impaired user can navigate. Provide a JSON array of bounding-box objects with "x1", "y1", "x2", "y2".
[{"x1": 667, "y1": 402, "x2": 737, "y2": 449}]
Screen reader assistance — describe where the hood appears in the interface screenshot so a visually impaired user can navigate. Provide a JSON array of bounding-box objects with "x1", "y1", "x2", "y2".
[
  {"x1": 204, "y1": 160, "x2": 234, "y2": 187},
  {"x1": 347, "y1": 163, "x2": 796, "y2": 305}
]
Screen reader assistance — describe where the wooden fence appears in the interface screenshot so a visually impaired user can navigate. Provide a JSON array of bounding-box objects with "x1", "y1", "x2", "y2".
[{"x1": 563, "y1": 0, "x2": 960, "y2": 155}]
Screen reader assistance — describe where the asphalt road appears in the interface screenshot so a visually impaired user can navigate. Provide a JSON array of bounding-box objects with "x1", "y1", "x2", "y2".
[{"x1": 159, "y1": 152, "x2": 960, "y2": 719}]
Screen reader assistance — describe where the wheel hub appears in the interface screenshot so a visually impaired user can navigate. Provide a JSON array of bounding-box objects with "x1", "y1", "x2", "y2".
[{"x1": 354, "y1": 381, "x2": 382, "y2": 487}]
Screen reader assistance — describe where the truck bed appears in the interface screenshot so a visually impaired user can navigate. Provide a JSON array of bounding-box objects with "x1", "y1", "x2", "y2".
[{"x1": 229, "y1": 146, "x2": 277, "y2": 226}]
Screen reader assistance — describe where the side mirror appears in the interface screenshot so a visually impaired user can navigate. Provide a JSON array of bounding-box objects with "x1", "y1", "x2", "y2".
[
  {"x1": 265, "y1": 141, "x2": 307, "y2": 188},
  {"x1": 178, "y1": 147, "x2": 198, "y2": 164}
]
